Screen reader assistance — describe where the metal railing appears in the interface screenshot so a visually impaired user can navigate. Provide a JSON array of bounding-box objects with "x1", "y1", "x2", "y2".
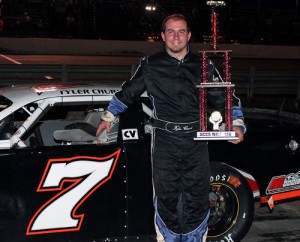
[
  {"x1": 0, "y1": 64, "x2": 134, "y2": 85},
  {"x1": 0, "y1": 64, "x2": 299, "y2": 100}
]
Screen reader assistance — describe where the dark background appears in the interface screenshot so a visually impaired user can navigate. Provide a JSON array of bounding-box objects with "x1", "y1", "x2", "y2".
[{"x1": 0, "y1": 0, "x2": 299, "y2": 46}]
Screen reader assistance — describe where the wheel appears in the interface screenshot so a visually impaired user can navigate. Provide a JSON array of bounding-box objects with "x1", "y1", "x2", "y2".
[{"x1": 207, "y1": 162, "x2": 254, "y2": 242}]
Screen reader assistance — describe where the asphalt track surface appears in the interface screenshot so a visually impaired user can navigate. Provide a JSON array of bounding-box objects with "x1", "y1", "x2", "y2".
[
  {"x1": 1, "y1": 53, "x2": 300, "y2": 242},
  {"x1": 243, "y1": 200, "x2": 300, "y2": 242}
]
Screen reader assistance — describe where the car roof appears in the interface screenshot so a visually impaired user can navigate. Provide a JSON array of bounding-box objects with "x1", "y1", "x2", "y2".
[
  {"x1": 0, "y1": 82, "x2": 121, "y2": 119},
  {"x1": 0, "y1": 82, "x2": 121, "y2": 103}
]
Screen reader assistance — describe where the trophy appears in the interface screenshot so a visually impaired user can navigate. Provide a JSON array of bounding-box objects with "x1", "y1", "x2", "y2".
[
  {"x1": 194, "y1": 1, "x2": 238, "y2": 141},
  {"x1": 194, "y1": 51, "x2": 238, "y2": 141}
]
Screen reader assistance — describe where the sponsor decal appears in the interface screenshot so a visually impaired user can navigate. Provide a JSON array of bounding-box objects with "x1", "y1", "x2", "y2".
[
  {"x1": 122, "y1": 129, "x2": 139, "y2": 140},
  {"x1": 26, "y1": 149, "x2": 121, "y2": 235},
  {"x1": 266, "y1": 171, "x2": 300, "y2": 195}
]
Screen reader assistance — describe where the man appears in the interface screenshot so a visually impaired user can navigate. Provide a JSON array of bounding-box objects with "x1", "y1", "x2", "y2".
[{"x1": 97, "y1": 14, "x2": 245, "y2": 242}]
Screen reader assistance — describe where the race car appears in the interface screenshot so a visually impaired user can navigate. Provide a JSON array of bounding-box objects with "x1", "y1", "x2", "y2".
[{"x1": 0, "y1": 82, "x2": 299, "y2": 242}]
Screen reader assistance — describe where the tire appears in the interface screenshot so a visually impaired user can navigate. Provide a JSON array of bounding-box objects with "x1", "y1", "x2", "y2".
[{"x1": 207, "y1": 162, "x2": 254, "y2": 242}]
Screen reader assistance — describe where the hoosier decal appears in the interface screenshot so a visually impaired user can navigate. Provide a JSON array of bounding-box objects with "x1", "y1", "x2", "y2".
[{"x1": 266, "y1": 171, "x2": 300, "y2": 195}]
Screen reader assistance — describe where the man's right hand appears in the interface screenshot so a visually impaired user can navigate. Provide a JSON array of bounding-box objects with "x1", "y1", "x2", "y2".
[{"x1": 96, "y1": 121, "x2": 111, "y2": 136}]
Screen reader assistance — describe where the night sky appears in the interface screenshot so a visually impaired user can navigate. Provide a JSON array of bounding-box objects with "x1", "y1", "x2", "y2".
[{"x1": 1, "y1": 0, "x2": 299, "y2": 45}]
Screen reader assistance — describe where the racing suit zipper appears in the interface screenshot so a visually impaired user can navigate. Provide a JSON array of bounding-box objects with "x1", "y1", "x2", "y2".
[{"x1": 178, "y1": 59, "x2": 184, "y2": 67}]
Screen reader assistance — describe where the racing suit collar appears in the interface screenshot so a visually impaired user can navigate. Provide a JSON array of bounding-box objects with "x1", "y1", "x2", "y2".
[{"x1": 164, "y1": 46, "x2": 192, "y2": 63}]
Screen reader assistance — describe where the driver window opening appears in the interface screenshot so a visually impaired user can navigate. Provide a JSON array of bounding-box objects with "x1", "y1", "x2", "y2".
[{"x1": 9, "y1": 102, "x2": 117, "y2": 148}]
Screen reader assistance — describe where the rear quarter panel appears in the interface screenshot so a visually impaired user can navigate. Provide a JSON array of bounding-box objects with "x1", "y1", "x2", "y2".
[{"x1": 208, "y1": 112, "x2": 300, "y2": 198}]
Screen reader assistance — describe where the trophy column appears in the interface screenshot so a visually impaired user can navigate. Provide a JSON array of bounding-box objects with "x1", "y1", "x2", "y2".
[{"x1": 195, "y1": 50, "x2": 238, "y2": 141}]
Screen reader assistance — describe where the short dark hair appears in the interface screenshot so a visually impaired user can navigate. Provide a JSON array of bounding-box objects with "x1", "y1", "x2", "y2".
[{"x1": 161, "y1": 14, "x2": 190, "y2": 32}]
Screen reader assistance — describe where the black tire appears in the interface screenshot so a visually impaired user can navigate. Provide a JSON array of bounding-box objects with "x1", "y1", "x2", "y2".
[{"x1": 207, "y1": 162, "x2": 254, "y2": 242}]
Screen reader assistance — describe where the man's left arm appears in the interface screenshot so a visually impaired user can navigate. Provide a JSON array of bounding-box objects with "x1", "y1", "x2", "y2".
[{"x1": 230, "y1": 102, "x2": 246, "y2": 144}]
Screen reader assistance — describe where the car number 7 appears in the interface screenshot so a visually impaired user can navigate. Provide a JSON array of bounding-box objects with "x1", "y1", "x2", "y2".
[{"x1": 26, "y1": 149, "x2": 121, "y2": 235}]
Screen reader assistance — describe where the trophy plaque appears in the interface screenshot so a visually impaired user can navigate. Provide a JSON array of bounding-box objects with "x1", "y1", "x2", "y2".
[{"x1": 194, "y1": 50, "x2": 238, "y2": 141}]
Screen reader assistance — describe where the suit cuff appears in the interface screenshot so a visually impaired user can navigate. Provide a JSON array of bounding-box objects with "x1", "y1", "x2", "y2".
[{"x1": 233, "y1": 119, "x2": 246, "y2": 134}]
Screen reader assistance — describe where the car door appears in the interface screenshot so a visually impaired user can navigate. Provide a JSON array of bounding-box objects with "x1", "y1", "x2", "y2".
[{"x1": 0, "y1": 97, "x2": 153, "y2": 242}]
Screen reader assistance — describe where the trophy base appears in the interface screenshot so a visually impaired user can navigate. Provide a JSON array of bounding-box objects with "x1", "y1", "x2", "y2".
[{"x1": 194, "y1": 131, "x2": 238, "y2": 141}]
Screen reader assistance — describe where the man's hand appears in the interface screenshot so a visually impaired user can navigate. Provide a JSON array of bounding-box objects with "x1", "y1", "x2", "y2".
[
  {"x1": 228, "y1": 126, "x2": 244, "y2": 144},
  {"x1": 96, "y1": 121, "x2": 111, "y2": 136}
]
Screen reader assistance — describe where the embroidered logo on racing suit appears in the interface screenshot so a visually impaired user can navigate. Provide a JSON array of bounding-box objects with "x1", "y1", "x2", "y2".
[{"x1": 173, "y1": 125, "x2": 193, "y2": 132}]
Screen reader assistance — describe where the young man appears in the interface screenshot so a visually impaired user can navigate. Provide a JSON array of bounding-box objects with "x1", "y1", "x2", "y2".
[{"x1": 97, "y1": 14, "x2": 245, "y2": 242}]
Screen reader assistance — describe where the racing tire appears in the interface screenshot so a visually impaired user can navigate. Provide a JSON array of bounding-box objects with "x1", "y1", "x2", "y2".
[{"x1": 207, "y1": 162, "x2": 254, "y2": 242}]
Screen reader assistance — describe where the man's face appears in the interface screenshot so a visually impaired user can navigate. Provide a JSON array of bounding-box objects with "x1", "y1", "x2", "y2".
[{"x1": 161, "y1": 19, "x2": 191, "y2": 58}]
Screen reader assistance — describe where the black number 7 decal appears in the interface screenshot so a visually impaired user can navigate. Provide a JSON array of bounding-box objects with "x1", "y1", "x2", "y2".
[{"x1": 27, "y1": 149, "x2": 121, "y2": 235}]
